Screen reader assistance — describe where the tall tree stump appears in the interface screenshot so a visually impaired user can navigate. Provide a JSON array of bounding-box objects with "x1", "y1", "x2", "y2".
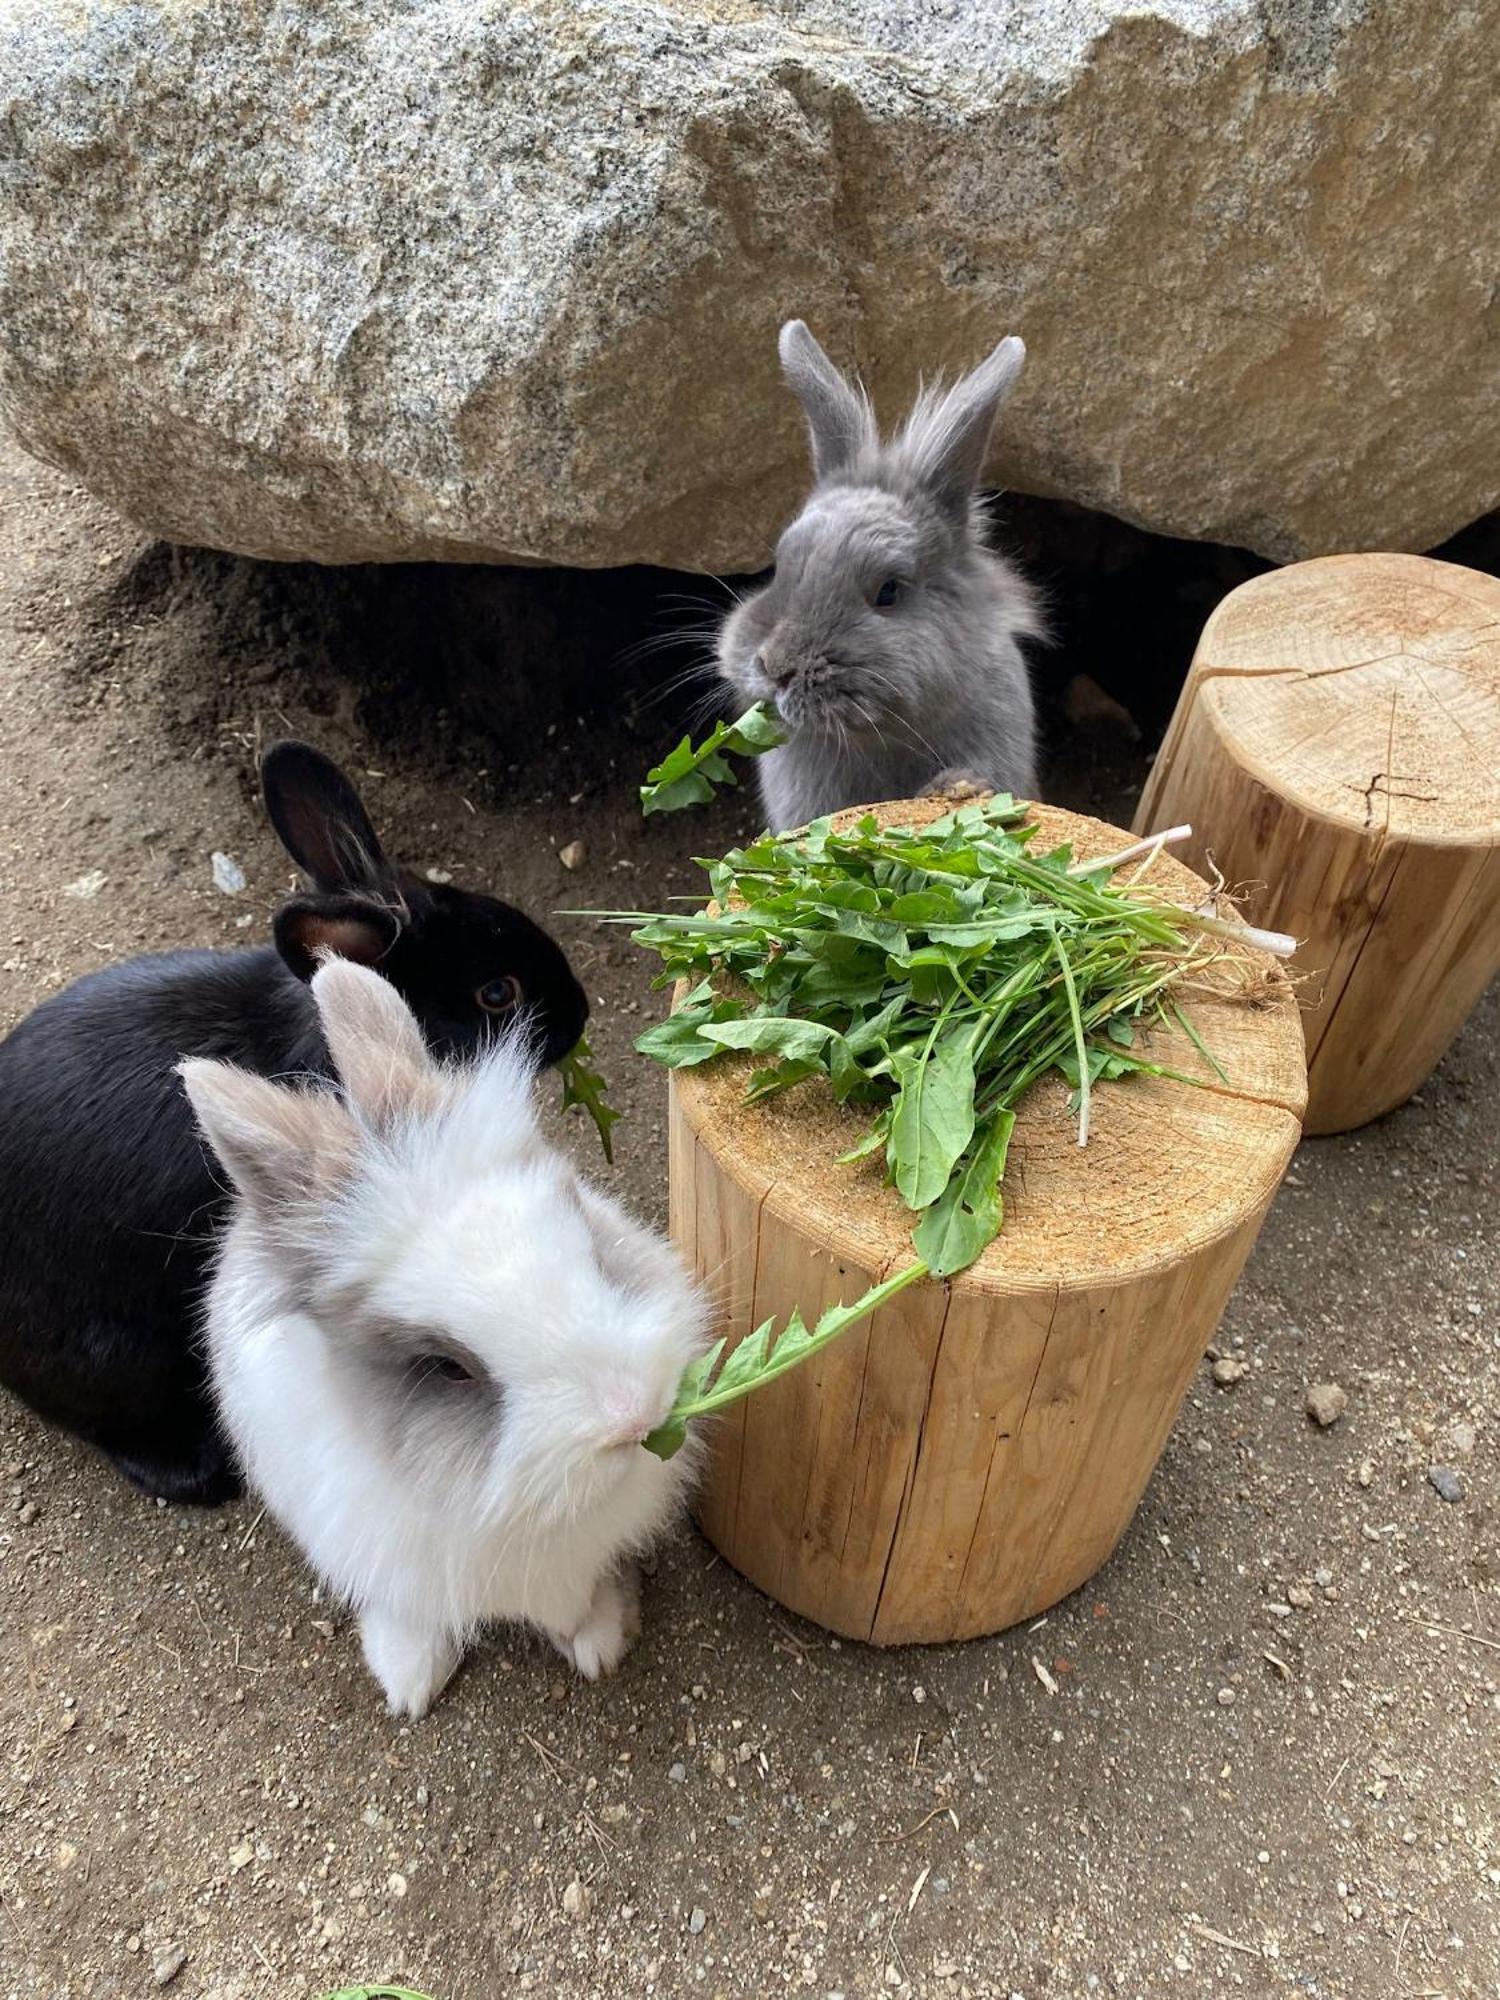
[
  {"x1": 668, "y1": 800, "x2": 1305, "y2": 1646},
  {"x1": 1135, "y1": 553, "x2": 1500, "y2": 1134}
]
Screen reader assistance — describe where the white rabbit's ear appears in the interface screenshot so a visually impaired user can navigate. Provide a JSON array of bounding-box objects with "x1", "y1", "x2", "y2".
[
  {"x1": 180, "y1": 1060, "x2": 350, "y2": 1211},
  {"x1": 311, "y1": 958, "x2": 443, "y2": 1133},
  {"x1": 778, "y1": 319, "x2": 876, "y2": 480},
  {"x1": 900, "y1": 335, "x2": 1026, "y2": 518}
]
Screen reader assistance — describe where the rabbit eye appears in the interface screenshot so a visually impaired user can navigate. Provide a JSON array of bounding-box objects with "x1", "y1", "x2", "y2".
[
  {"x1": 873, "y1": 576, "x2": 905, "y2": 608},
  {"x1": 413, "y1": 1352, "x2": 476, "y2": 1386},
  {"x1": 477, "y1": 974, "x2": 523, "y2": 1015}
]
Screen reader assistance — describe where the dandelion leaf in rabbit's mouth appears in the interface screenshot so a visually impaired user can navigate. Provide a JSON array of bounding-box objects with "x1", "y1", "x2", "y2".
[{"x1": 639, "y1": 700, "x2": 786, "y2": 815}]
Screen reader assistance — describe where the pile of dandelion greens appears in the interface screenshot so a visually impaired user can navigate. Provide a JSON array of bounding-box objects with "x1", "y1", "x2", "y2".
[{"x1": 588, "y1": 791, "x2": 1293, "y2": 1461}]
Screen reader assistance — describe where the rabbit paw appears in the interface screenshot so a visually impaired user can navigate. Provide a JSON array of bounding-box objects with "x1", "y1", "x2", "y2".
[
  {"x1": 552, "y1": 1564, "x2": 642, "y2": 1682},
  {"x1": 921, "y1": 767, "x2": 992, "y2": 800},
  {"x1": 359, "y1": 1608, "x2": 461, "y2": 1719}
]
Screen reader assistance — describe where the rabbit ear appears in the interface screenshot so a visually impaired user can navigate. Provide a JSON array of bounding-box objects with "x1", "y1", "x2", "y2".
[
  {"x1": 900, "y1": 336, "x2": 1026, "y2": 518},
  {"x1": 261, "y1": 740, "x2": 401, "y2": 902},
  {"x1": 778, "y1": 320, "x2": 876, "y2": 480},
  {"x1": 273, "y1": 894, "x2": 402, "y2": 983},
  {"x1": 311, "y1": 957, "x2": 443, "y2": 1132},
  {"x1": 180, "y1": 1060, "x2": 351, "y2": 1212}
]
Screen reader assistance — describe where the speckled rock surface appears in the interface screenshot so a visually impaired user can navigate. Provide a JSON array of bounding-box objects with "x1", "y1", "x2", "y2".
[{"x1": 0, "y1": 0, "x2": 1496, "y2": 568}]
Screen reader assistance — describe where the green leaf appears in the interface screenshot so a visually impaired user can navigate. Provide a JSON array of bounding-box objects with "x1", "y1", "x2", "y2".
[
  {"x1": 698, "y1": 1017, "x2": 843, "y2": 1065},
  {"x1": 639, "y1": 701, "x2": 787, "y2": 815},
  {"x1": 888, "y1": 1028, "x2": 977, "y2": 1210},
  {"x1": 913, "y1": 1110, "x2": 1016, "y2": 1276},
  {"x1": 319, "y1": 1989, "x2": 438, "y2": 2000},
  {"x1": 641, "y1": 1261, "x2": 930, "y2": 1459},
  {"x1": 744, "y1": 1057, "x2": 822, "y2": 1103},
  {"x1": 556, "y1": 1034, "x2": 620, "y2": 1164},
  {"x1": 633, "y1": 996, "x2": 745, "y2": 1067},
  {"x1": 1050, "y1": 931, "x2": 1091, "y2": 1144}
]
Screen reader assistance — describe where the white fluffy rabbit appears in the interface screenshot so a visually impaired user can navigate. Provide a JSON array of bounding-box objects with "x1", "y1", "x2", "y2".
[{"x1": 180, "y1": 957, "x2": 709, "y2": 1718}]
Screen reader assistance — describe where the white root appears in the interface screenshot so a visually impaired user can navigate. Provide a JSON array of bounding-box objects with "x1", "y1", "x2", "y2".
[
  {"x1": 1070, "y1": 823, "x2": 1299, "y2": 960},
  {"x1": 1069, "y1": 824, "x2": 1192, "y2": 879},
  {"x1": 1185, "y1": 909, "x2": 1299, "y2": 959}
]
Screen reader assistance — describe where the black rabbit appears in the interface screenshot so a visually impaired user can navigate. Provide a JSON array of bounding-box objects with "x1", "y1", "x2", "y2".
[{"x1": 0, "y1": 742, "x2": 588, "y2": 1505}]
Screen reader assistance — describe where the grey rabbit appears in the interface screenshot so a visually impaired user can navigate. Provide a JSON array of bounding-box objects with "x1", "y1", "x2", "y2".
[{"x1": 717, "y1": 320, "x2": 1044, "y2": 831}]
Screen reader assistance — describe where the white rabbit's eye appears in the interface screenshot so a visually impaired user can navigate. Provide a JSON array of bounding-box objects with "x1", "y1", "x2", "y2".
[
  {"x1": 477, "y1": 974, "x2": 523, "y2": 1014},
  {"x1": 873, "y1": 576, "x2": 905, "y2": 608}
]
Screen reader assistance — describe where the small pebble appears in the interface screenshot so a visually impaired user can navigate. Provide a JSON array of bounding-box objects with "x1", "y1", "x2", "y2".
[
  {"x1": 1427, "y1": 1464, "x2": 1464, "y2": 1504},
  {"x1": 688, "y1": 1906, "x2": 707, "y2": 1935},
  {"x1": 1305, "y1": 1382, "x2": 1347, "y2": 1428},
  {"x1": 1286, "y1": 1584, "x2": 1314, "y2": 1609},
  {"x1": 1357, "y1": 1458, "x2": 1374, "y2": 1488},
  {"x1": 1212, "y1": 1356, "x2": 1249, "y2": 1386},
  {"x1": 210, "y1": 852, "x2": 246, "y2": 895},
  {"x1": 559, "y1": 840, "x2": 587, "y2": 871},
  {"x1": 17, "y1": 1500, "x2": 36, "y2": 1525},
  {"x1": 1444, "y1": 1421, "x2": 1476, "y2": 1458},
  {"x1": 152, "y1": 1947, "x2": 188, "y2": 1990},
  {"x1": 668, "y1": 1761, "x2": 687, "y2": 1784},
  {"x1": 561, "y1": 1877, "x2": 589, "y2": 1920},
  {"x1": 387, "y1": 1873, "x2": 408, "y2": 1900},
  {"x1": 1216, "y1": 1686, "x2": 1237, "y2": 1706},
  {"x1": 62, "y1": 868, "x2": 107, "y2": 900}
]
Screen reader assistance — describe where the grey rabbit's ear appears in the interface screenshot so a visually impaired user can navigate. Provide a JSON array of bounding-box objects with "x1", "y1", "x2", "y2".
[
  {"x1": 778, "y1": 319, "x2": 876, "y2": 480},
  {"x1": 899, "y1": 335, "x2": 1026, "y2": 518}
]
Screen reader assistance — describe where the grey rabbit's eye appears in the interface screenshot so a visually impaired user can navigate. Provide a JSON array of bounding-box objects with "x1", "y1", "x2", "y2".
[
  {"x1": 872, "y1": 576, "x2": 905, "y2": 608},
  {"x1": 412, "y1": 1353, "x2": 477, "y2": 1386},
  {"x1": 477, "y1": 974, "x2": 523, "y2": 1014}
]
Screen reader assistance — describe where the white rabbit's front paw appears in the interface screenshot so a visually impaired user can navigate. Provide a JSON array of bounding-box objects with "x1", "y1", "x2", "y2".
[
  {"x1": 552, "y1": 1564, "x2": 642, "y2": 1682},
  {"x1": 359, "y1": 1608, "x2": 461, "y2": 1719}
]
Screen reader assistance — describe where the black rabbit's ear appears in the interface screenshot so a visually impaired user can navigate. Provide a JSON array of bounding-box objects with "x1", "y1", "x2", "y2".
[
  {"x1": 273, "y1": 895, "x2": 402, "y2": 984},
  {"x1": 261, "y1": 741, "x2": 397, "y2": 899},
  {"x1": 778, "y1": 320, "x2": 877, "y2": 481}
]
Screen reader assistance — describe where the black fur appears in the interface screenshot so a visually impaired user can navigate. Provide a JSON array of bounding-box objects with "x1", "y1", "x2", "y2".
[{"x1": 0, "y1": 743, "x2": 587, "y2": 1505}]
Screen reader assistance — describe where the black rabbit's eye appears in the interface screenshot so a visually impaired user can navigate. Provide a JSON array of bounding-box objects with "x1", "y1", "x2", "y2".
[
  {"x1": 415, "y1": 1353, "x2": 476, "y2": 1386},
  {"x1": 873, "y1": 576, "x2": 905, "y2": 608},
  {"x1": 477, "y1": 974, "x2": 523, "y2": 1015}
]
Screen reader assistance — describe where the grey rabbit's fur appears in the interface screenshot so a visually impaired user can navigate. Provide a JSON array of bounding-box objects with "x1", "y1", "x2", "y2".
[{"x1": 718, "y1": 320, "x2": 1043, "y2": 831}]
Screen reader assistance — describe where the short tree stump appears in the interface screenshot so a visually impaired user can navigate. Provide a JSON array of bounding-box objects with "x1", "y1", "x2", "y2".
[
  {"x1": 668, "y1": 800, "x2": 1306, "y2": 1645},
  {"x1": 1135, "y1": 553, "x2": 1500, "y2": 1134}
]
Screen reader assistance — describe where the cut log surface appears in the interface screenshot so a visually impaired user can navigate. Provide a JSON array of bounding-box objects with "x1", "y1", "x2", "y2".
[
  {"x1": 1134, "y1": 553, "x2": 1500, "y2": 1134},
  {"x1": 670, "y1": 798, "x2": 1306, "y2": 1646}
]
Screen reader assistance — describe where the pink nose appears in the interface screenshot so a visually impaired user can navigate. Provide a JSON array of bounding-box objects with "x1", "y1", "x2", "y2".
[{"x1": 599, "y1": 1381, "x2": 652, "y2": 1448}]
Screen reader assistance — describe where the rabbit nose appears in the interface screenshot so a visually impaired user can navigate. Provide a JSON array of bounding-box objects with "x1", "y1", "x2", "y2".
[{"x1": 755, "y1": 652, "x2": 793, "y2": 689}]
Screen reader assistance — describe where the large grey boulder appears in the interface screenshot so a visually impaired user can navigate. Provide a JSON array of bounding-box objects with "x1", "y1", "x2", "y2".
[{"x1": 0, "y1": 0, "x2": 1495, "y2": 570}]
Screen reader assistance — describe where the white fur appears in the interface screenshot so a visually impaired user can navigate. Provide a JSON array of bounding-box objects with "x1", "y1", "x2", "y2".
[{"x1": 185, "y1": 962, "x2": 709, "y2": 1718}]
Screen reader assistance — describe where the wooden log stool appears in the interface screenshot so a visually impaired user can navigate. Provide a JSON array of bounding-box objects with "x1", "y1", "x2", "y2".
[
  {"x1": 1135, "y1": 553, "x2": 1500, "y2": 1135},
  {"x1": 668, "y1": 800, "x2": 1306, "y2": 1646}
]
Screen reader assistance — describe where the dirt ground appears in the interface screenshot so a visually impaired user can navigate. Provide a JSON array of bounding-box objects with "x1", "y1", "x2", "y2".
[{"x1": 0, "y1": 431, "x2": 1494, "y2": 2000}]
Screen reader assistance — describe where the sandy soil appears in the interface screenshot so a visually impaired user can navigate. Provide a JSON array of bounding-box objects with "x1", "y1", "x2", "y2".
[{"x1": 0, "y1": 434, "x2": 1495, "y2": 2000}]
